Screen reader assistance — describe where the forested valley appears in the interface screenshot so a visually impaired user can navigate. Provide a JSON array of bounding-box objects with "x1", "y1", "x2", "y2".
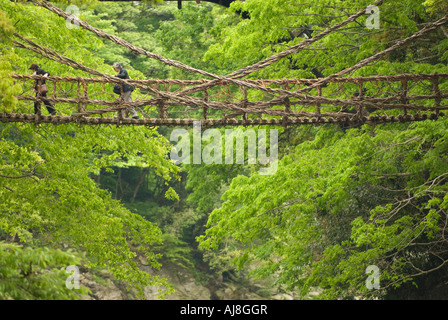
[{"x1": 1, "y1": 0, "x2": 448, "y2": 301}]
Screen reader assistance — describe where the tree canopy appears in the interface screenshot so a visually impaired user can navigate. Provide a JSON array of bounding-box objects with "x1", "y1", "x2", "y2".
[
  {"x1": 195, "y1": 0, "x2": 448, "y2": 299},
  {"x1": 1, "y1": 0, "x2": 448, "y2": 300},
  {"x1": 0, "y1": 0, "x2": 181, "y2": 299}
]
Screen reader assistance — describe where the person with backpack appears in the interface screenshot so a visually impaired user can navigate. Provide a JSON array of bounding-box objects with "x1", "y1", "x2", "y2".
[
  {"x1": 29, "y1": 64, "x2": 57, "y2": 115},
  {"x1": 112, "y1": 62, "x2": 139, "y2": 119}
]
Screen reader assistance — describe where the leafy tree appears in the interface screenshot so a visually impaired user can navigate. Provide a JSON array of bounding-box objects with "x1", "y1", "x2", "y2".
[
  {"x1": 205, "y1": 0, "x2": 448, "y2": 79},
  {"x1": 0, "y1": 242, "x2": 87, "y2": 300},
  {"x1": 198, "y1": 118, "x2": 448, "y2": 298},
  {"x1": 0, "y1": 0, "x2": 181, "y2": 298},
  {"x1": 152, "y1": 1, "x2": 239, "y2": 78},
  {"x1": 3, "y1": 0, "x2": 448, "y2": 300},
  {"x1": 197, "y1": 0, "x2": 448, "y2": 299},
  {"x1": 83, "y1": 1, "x2": 175, "y2": 78},
  {"x1": 83, "y1": 1, "x2": 238, "y2": 79}
]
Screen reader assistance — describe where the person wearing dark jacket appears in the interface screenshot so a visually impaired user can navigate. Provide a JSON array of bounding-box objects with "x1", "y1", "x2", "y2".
[
  {"x1": 113, "y1": 62, "x2": 139, "y2": 119},
  {"x1": 29, "y1": 64, "x2": 57, "y2": 115}
]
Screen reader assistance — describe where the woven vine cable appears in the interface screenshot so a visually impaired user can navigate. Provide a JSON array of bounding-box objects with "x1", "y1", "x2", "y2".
[
  {"x1": 12, "y1": 34, "x2": 245, "y2": 115},
  {"x1": 12, "y1": 34, "x2": 366, "y2": 115},
  {"x1": 33, "y1": 0, "x2": 226, "y2": 80},
  {"x1": 7, "y1": 76, "x2": 448, "y2": 124},
  {"x1": 294, "y1": 11, "x2": 448, "y2": 93},
  {"x1": 15, "y1": 32, "x2": 435, "y2": 114},
  {"x1": 13, "y1": 33, "x2": 304, "y2": 116},
  {"x1": 226, "y1": 0, "x2": 383, "y2": 79},
  {"x1": 34, "y1": 0, "x2": 446, "y2": 106},
  {"x1": 28, "y1": 0, "x2": 448, "y2": 107},
  {"x1": 169, "y1": 1, "x2": 384, "y2": 96},
  {"x1": 33, "y1": 0, "x2": 379, "y2": 99},
  {"x1": 9, "y1": 2, "x2": 448, "y2": 122},
  {"x1": 11, "y1": 74, "x2": 448, "y2": 85},
  {"x1": 176, "y1": 9, "x2": 448, "y2": 101}
]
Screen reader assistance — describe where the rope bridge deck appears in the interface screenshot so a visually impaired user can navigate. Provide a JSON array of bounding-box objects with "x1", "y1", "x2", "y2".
[{"x1": 3, "y1": 73, "x2": 448, "y2": 127}]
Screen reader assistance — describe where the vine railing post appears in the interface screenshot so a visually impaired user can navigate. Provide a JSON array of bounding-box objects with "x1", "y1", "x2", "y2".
[
  {"x1": 157, "y1": 83, "x2": 168, "y2": 119},
  {"x1": 203, "y1": 88, "x2": 209, "y2": 120},
  {"x1": 432, "y1": 74, "x2": 441, "y2": 117},
  {"x1": 77, "y1": 79, "x2": 88, "y2": 114},
  {"x1": 282, "y1": 82, "x2": 290, "y2": 127},
  {"x1": 77, "y1": 79, "x2": 81, "y2": 113},
  {"x1": 400, "y1": 79, "x2": 409, "y2": 115},
  {"x1": 317, "y1": 85, "x2": 322, "y2": 116},
  {"x1": 6, "y1": 74, "x2": 448, "y2": 127},
  {"x1": 35, "y1": 78, "x2": 42, "y2": 116},
  {"x1": 356, "y1": 80, "x2": 364, "y2": 119},
  {"x1": 240, "y1": 86, "x2": 248, "y2": 122},
  {"x1": 116, "y1": 82, "x2": 124, "y2": 124},
  {"x1": 52, "y1": 80, "x2": 57, "y2": 108},
  {"x1": 82, "y1": 80, "x2": 88, "y2": 114}
]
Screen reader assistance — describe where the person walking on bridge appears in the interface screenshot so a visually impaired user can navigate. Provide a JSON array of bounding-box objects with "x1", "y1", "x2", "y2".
[
  {"x1": 112, "y1": 62, "x2": 139, "y2": 119},
  {"x1": 30, "y1": 64, "x2": 57, "y2": 115}
]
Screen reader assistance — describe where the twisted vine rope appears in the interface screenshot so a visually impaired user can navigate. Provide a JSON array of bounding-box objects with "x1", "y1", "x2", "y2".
[{"x1": 32, "y1": 0, "x2": 386, "y2": 100}]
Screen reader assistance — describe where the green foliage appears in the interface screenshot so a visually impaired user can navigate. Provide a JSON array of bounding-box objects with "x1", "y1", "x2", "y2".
[
  {"x1": 84, "y1": 1, "x2": 235, "y2": 79},
  {"x1": 184, "y1": 162, "x2": 246, "y2": 213},
  {"x1": 204, "y1": 0, "x2": 448, "y2": 79},
  {"x1": 193, "y1": 0, "x2": 448, "y2": 299},
  {"x1": 2, "y1": 0, "x2": 448, "y2": 300},
  {"x1": 0, "y1": 9, "x2": 14, "y2": 41},
  {"x1": 0, "y1": 123, "x2": 179, "y2": 298},
  {"x1": 155, "y1": 233, "x2": 195, "y2": 269},
  {"x1": 153, "y1": 2, "x2": 237, "y2": 78},
  {"x1": 0, "y1": 242, "x2": 88, "y2": 300},
  {"x1": 181, "y1": 125, "x2": 278, "y2": 213},
  {"x1": 126, "y1": 201, "x2": 205, "y2": 270},
  {"x1": 0, "y1": 0, "x2": 185, "y2": 299},
  {"x1": 83, "y1": 1, "x2": 174, "y2": 78},
  {"x1": 423, "y1": 0, "x2": 448, "y2": 13},
  {"x1": 0, "y1": 9, "x2": 19, "y2": 111},
  {"x1": 0, "y1": 61, "x2": 19, "y2": 112},
  {"x1": 199, "y1": 117, "x2": 448, "y2": 298}
]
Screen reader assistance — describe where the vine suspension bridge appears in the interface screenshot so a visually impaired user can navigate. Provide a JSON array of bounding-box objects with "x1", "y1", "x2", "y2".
[{"x1": 2, "y1": 0, "x2": 448, "y2": 128}]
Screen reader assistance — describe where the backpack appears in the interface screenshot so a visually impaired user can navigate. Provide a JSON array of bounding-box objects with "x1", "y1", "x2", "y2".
[{"x1": 113, "y1": 83, "x2": 134, "y2": 95}]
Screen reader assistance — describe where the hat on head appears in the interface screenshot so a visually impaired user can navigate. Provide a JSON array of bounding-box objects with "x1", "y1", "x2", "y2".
[{"x1": 29, "y1": 64, "x2": 39, "y2": 70}]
